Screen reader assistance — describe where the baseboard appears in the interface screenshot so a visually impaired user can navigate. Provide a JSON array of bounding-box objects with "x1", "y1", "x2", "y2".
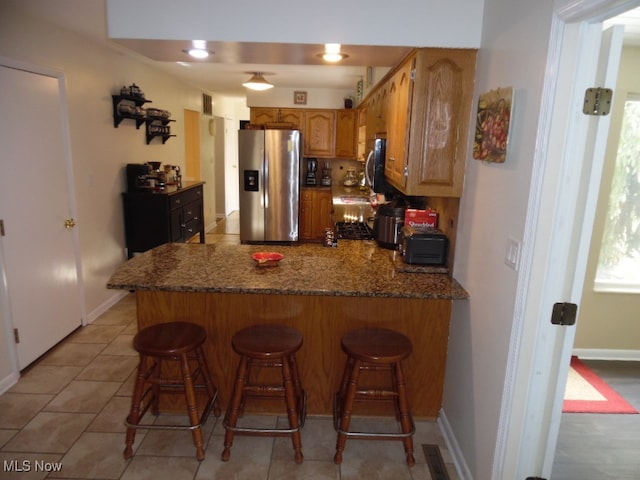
[
  {"x1": 86, "y1": 290, "x2": 129, "y2": 324},
  {"x1": 438, "y1": 408, "x2": 473, "y2": 480},
  {"x1": 0, "y1": 372, "x2": 20, "y2": 395},
  {"x1": 572, "y1": 348, "x2": 640, "y2": 361}
]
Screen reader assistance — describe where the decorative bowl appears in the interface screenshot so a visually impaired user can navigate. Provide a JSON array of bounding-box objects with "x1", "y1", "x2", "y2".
[{"x1": 251, "y1": 252, "x2": 284, "y2": 267}]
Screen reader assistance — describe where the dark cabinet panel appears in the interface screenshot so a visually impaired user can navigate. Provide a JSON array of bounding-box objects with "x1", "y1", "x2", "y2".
[{"x1": 122, "y1": 183, "x2": 205, "y2": 258}]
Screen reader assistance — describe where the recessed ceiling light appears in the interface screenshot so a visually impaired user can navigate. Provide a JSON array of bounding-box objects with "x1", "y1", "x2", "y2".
[
  {"x1": 318, "y1": 43, "x2": 348, "y2": 63},
  {"x1": 184, "y1": 48, "x2": 210, "y2": 59},
  {"x1": 183, "y1": 40, "x2": 212, "y2": 59}
]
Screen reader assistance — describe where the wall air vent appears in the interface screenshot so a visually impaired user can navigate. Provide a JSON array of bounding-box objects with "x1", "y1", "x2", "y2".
[{"x1": 202, "y1": 93, "x2": 213, "y2": 116}]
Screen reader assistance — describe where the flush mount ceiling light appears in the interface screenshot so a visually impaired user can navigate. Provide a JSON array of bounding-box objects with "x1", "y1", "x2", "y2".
[
  {"x1": 242, "y1": 72, "x2": 274, "y2": 91},
  {"x1": 319, "y1": 43, "x2": 348, "y2": 63}
]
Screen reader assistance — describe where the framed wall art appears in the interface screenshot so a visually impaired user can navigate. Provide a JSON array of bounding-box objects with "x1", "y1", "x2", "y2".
[
  {"x1": 294, "y1": 91, "x2": 307, "y2": 105},
  {"x1": 473, "y1": 87, "x2": 514, "y2": 163}
]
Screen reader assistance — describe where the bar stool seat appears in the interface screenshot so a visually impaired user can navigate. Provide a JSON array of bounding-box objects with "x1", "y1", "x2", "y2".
[
  {"x1": 124, "y1": 322, "x2": 221, "y2": 461},
  {"x1": 222, "y1": 324, "x2": 306, "y2": 463},
  {"x1": 333, "y1": 327, "x2": 416, "y2": 466}
]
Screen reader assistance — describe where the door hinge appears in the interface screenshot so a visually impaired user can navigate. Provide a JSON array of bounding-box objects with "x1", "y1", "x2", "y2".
[
  {"x1": 583, "y1": 87, "x2": 612, "y2": 116},
  {"x1": 14, "y1": 328, "x2": 20, "y2": 344},
  {"x1": 551, "y1": 302, "x2": 578, "y2": 326},
  {"x1": 0, "y1": 219, "x2": 5, "y2": 236}
]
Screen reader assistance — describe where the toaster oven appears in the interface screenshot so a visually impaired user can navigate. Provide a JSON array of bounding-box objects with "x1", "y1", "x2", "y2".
[{"x1": 401, "y1": 226, "x2": 448, "y2": 265}]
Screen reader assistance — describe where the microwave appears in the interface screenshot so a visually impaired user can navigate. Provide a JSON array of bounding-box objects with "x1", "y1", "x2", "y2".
[{"x1": 365, "y1": 136, "x2": 393, "y2": 194}]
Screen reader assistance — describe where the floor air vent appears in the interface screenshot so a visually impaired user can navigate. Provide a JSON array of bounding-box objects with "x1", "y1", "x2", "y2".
[{"x1": 422, "y1": 444, "x2": 450, "y2": 480}]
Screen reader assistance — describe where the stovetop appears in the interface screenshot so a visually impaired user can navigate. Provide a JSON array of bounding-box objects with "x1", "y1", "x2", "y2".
[{"x1": 335, "y1": 221, "x2": 374, "y2": 240}]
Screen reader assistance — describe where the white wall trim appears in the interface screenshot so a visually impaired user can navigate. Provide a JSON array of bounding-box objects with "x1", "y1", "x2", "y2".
[
  {"x1": 0, "y1": 372, "x2": 20, "y2": 396},
  {"x1": 85, "y1": 290, "x2": 129, "y2": 324},
  {"x1": 438, "y1": 408, "x2": 472, "y2": 480},
  {"x1": 573, "y1": 348, "x2": 640, "y2": 360}
]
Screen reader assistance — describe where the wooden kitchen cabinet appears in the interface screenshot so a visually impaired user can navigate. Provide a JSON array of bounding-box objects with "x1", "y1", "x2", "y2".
[
  {"x1": 364, "y1": 85, "x2": 388, "y2": 143},
  {"x1": 300, "y1": 187, "x2": 333, "y2": 241},
  {"x1": 250, "y1": 108, "x2": 303, "y2": 129},
  {"x1": 361, "y1": 48, "x2": 476, "y2": 197},
  {"x1": 304, "y1": 110, "x2": 336, "y2": 157},
  {"x1": 385, "y1": 54, "x2": 415, "y2": 187},
  {"x1": 122, "y1": 182, "x2": 205, "y2": 258},
  {"x1": 248, "y1": 107, "x2": 358, "y2": 159},
  {"x1": 334, "y1": 109, "x2": 357, "y2": 159}
]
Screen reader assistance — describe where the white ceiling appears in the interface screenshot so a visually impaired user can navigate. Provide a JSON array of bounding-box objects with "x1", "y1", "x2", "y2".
[{"x1": 11, "y1": 1, "x2": 640, "y2": 99}]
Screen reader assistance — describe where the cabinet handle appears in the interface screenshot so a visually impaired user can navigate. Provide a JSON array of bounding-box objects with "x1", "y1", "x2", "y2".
[{"x1": 175, "y1": 199, "x2": 181, "y2": 204}]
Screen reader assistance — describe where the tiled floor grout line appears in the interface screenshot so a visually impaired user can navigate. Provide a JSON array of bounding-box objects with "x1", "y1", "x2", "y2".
[{"x1": 0, "y1": 221, "x2": 459, "y2": 479}]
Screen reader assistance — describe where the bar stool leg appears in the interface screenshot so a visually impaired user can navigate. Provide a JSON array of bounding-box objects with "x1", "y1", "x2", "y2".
[
  {"x1": 222, "y1": 355, "x2": 249, "y2": 461},
  {"x1": 334, "y1": 359, "x2": 361, "y2": 465},
  {"x1": 288, "y1": 354, "x2": 304, "y2": 413},
  {"x1": 150, "y1": 358, "x2": 161, "y2": 416},
  {"x1": 179, "y1": 353, "x2": 206, "y2": 461},
  {"x1": 124, "y1": 355, "x2": 150, "y2": 459},
  {"x1": 195, "y1": 346, "x2": 222, "y2": 417},
  {"x1": 282, "y1": 354, "x2": 303, "y2": 464},
  {"x1": 394, "y1": 362, "x2": 415, "y2": 466}
]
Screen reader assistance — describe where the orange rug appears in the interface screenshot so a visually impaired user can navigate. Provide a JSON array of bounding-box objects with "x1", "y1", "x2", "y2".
[{"x1": 563, "y1": 356, "x2": 638, "y2": 414}]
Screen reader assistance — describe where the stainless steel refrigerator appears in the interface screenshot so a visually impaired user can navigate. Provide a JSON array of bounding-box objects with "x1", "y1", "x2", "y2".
[{"x1": 238, "y1": 129, "x2": 301, "y2": 243}]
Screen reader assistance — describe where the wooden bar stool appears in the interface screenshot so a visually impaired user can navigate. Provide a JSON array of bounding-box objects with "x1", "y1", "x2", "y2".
[
  {"x1": 124, "y1": 321, "x2": 221, "y2": 461},
  {"x1": 222, "y1": 324, "x2": 306, "y2": 463},
  {"x1": 333, "y1": 327, "x2": 416, "y2": 466}
]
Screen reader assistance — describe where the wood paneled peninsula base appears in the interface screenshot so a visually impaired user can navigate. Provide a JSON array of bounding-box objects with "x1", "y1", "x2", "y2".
[{"x1": 108, "y1": 243, "x2": 468, "y2": 418}]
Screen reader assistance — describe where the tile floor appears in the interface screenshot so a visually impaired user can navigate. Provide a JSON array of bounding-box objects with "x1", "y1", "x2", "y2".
[{"x1": 0, "y1": 214, "x2": 459, "y2": 480}]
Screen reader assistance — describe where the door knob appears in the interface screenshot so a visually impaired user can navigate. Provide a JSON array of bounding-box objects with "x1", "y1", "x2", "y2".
[{"x1": 64, "y1": 218, "x2": 77, "y2": 229}]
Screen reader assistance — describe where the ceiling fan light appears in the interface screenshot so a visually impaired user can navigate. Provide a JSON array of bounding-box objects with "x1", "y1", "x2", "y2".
[{"x1": 243, "y1": 73, "x2": 274, "y2": 91}]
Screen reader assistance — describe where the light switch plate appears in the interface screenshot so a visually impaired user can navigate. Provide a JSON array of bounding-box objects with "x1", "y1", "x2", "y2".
[{"x1": 505, "y1": 237, "x2": 521, "y2": 271}]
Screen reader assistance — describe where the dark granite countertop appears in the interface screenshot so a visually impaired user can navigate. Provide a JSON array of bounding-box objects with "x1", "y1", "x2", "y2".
[{"x1": 107, "y1": 242, "x2": 468, "y2": 300}]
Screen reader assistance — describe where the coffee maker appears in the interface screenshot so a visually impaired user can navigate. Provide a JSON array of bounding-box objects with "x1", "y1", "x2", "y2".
[
  {"x1": 305, "y1": 158, "x2": 318, "y2": 186},
  {"x1": 126, "y1": 163, "x2": 152, "y2": 191}
]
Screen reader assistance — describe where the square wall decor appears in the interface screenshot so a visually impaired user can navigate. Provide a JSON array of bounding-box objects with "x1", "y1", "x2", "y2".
[
  {"x1": 473, "y1": 87, "x2": 514, "y2": 163},
  {"x1": 294, "y1": 91, "x2": 307, "y2": 105}
]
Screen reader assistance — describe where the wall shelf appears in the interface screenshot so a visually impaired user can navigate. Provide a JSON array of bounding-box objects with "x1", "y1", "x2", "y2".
[
  {"x1": 145, "y1": 118, "x2": 176, "y2": 144},
  {"x1": 112, "y1": 94, "x2": 152, "y2": 129}
]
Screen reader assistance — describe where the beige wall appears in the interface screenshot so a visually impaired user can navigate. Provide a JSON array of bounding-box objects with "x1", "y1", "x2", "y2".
[
  {"x1": 574, "y1": 46, "x2": 640, "y2": 353},
  {"x1": 0, "y1": 5, "x2": 238, "y2": 388}
]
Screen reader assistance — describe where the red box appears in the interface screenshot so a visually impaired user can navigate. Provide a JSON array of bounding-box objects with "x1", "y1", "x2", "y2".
[{"x1": 404, "y1": 209, "x2": 438, "y2": 229}]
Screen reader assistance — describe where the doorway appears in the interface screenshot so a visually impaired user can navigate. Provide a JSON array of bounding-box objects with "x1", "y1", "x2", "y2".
[
  {"x1": 496, "y1": 2, "x2": 640, "y2": 478},
  {"x1": 550, "y1": 10, "x2": 640, "y2": 478},
  {"x1": 0, "y1": 61, "x2": 83, "y2": 371},
  {"x1": 184, "y1": 109, "x2": 201, "y2": 181}
]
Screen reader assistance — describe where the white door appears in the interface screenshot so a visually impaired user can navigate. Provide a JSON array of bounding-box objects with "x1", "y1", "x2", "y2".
[
  {"x1": 541, "y1": 22, "x2": 626, "y2": 476},
  {"x1": 0, "y1": 64, "x2": 82, "y2": 369},
  {"x1": 499, "y1": 20, "x2": 626, "y2": 479},
  {"x1": 224, "y1": 117, "x2": 239, "y2": 215}
]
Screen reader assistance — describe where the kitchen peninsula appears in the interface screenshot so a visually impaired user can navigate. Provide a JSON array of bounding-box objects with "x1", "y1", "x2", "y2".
[{"x1": 107, "y1": 241, "x2": 468, "y2": 418}]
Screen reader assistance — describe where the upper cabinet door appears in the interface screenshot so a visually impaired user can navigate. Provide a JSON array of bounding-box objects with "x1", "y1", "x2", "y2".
[
  {"x1": 250, "y1": 108, "x2": 278, "y2": 125},
  {"x1": 385, "y1": 55, "x2": 415, "y2": 189},
  {"x1": 304, "y1": 110, "x2": 335, "y2": 157},
  {"x1": 335, "y1": 109, "x2": 357, "y2": 159},
  {"x1": 404, "y1": 48, "x2": 477, "y2": 197}
]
